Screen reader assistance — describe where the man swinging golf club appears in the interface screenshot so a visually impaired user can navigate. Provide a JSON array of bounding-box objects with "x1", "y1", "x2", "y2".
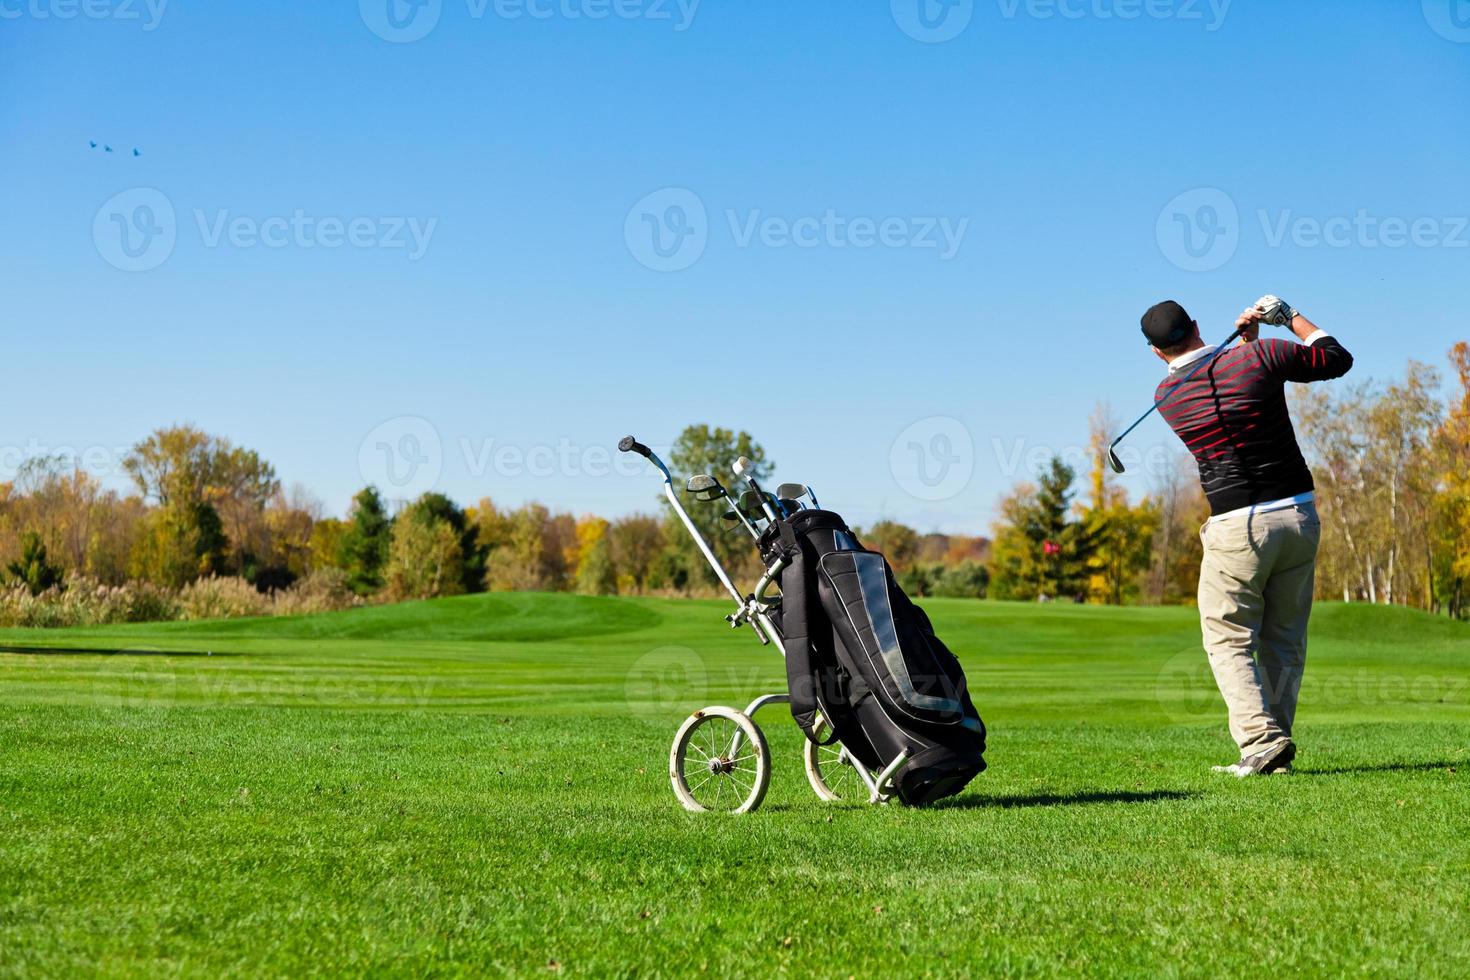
[{"x1": 1140, "y1": 295, "x2": 1353, "y2": 776}]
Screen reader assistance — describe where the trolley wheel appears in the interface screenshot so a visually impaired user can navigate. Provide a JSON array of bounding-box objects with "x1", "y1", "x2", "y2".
[
  {"x1": 669, "y1": 706, "x2": 771, "y2": 813},
  {"x1": 803, "y1": 718, "x2": 862, "y2": 802}
]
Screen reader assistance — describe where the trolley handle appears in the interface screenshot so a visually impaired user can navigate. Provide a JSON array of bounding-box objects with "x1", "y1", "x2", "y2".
[{"x1": 618, "y1": 435, "x2": 653, "y2": 459}]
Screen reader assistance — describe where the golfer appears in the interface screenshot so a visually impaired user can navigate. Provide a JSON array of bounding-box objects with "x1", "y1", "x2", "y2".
[{"x1": 1140, "y1": 296, "x2": 1353, "y2": 776}]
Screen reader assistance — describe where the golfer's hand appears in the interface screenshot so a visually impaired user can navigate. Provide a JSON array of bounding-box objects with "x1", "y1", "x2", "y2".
[
  {"x1": 1236, "y1": 307, "x2": 1264, "y2": 344},
  {"x1": 1253, "y1": 294, "x2": 1299, "y2": 327}
]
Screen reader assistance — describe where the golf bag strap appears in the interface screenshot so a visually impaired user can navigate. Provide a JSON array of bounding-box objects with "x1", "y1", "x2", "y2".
[{"x1": 777, "y1": 530, "x2": 840, "y2": 746}]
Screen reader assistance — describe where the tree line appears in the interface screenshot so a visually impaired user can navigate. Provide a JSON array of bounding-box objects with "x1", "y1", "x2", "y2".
[{"x1": 4, "y1": 346, "x2": 1470, "y2": 625}]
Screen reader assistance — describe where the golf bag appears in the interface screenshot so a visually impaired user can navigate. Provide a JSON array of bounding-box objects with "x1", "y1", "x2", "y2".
[{"x1": 761, "y1": 510, "x2": 987, "y2": 806}]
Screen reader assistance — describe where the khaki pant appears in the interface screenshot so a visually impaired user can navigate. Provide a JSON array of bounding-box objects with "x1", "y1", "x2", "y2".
[{"x1": 1197, "y1": 502, "x2": 1321, "y2": 755}]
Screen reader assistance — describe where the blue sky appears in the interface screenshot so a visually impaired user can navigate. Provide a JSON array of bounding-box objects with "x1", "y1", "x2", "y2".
[{"x1": 3, "y1": 0, "x2": 1468, "y2": 531}]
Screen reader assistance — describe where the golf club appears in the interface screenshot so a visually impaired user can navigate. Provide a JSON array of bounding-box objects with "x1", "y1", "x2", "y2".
[
  {"x1": 739, "y1": 489, "x2": 778, "y2": 530},
  {"x1": 776, "y1": 482, "x2": 816, "y2": 514},
  {"x1": 687, "y1": 474, "x2": 761, "y2": 539},
  {"x1": 1106, "y1": 325, "x2": 1247, "y2": 474},
  {"x1": 732, "y1": 456, "x2": 781, "y2": 523}
]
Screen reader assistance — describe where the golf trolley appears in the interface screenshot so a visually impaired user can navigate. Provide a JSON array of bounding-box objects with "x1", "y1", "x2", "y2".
[{"x1": 619, "y1": 436, "x2": 912, "y2": 814}]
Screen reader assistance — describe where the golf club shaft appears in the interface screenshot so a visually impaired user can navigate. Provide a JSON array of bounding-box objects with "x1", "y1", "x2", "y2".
[{"x1": 1109, "y1": 325, "x2": 1247, "y2": 456}]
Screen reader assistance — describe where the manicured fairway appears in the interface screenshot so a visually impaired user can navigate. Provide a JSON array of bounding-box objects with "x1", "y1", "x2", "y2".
[{"x1": 2, "y1": 594, "x2": 1468, "y2": 976}]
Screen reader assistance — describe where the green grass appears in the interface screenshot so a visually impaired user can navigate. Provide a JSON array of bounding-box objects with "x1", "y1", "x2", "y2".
[{"x1": 1, "y1": 595, "x2": 1467, "y2": 976}]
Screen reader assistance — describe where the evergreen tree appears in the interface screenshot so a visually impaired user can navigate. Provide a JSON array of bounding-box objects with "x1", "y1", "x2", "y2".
[
  {"x1": 339, "y1": 487, "x2": 391, "y2": 596},
  {"x1": 989, "y1": 457, "x2": 1092, "y2": 601},
  {"x1": 7, "y1": 531, "x2": 64, "y2": 596}
]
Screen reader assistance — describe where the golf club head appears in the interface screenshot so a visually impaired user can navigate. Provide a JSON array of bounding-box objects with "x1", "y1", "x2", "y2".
[
  {"x1": 685, "y1": 474, "x2": 727, "y2": 502},
  {"x1": 736, "y1": 489, "x2": 775, "y2": 526},
  {"x1": 1106, "y1": 447, "x2": 1126, "y2": 474},
  {"x1": 720, "y1": 510, "x2": 743, "y2": 532},
  {"x1": 776, "y1": 483, "x2": 809, "y2": 502}
]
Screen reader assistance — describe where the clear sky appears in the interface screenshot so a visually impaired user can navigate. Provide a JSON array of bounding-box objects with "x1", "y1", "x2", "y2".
[{"x1": 3, "y1": 0, "x2": 1468, "y2": 532}]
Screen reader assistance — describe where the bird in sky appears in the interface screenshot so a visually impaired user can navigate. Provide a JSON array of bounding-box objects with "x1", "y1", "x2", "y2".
[
  {"x1": 89, "y1": 140, "x2": 97, "y2": 148},
  {"x1": 132, "y1": 148, "x2": 140, "y2": 157}
]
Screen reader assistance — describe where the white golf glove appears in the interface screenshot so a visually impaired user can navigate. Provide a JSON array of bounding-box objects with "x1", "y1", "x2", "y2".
[{"x1": 1253, "y1": 295, "x2": 1300, "y2": 327}]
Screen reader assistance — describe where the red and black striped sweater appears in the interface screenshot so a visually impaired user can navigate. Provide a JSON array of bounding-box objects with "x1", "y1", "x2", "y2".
[{"x1": 1156, "y1": 335, "x2": 1354, "y2": 515}]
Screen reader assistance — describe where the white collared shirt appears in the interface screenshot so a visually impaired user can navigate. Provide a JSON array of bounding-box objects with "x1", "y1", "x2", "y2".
[{"x1": 1166, "y1": 331, "x2": 1331, "y2": 376}]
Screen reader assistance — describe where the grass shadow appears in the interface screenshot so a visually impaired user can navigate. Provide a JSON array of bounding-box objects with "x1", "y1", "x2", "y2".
[
  {"x1": 936, "y1": 788, "x2": 1196, "y2": 810},
  {"x1": 0, "y1": 645, "x2": 231, "y2": 658},
  {"x1": 1297, "y1": 760, "x2": 1461, "y2": 777}
]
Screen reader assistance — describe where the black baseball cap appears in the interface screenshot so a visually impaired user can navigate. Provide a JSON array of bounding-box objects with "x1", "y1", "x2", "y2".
[{"x1": 1140, "y1": 300, "x2": 1195, "y2": 348}]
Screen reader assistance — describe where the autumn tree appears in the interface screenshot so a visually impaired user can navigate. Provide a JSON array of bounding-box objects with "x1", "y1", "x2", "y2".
[
  {"x1": 861, "y1": 520, "x2": 920, "y2": 571},
  {"x1": 573, "y1": 516, "x2": 616, "y2": 595},
  {"x1": 384, "y1": 501, "x2": 466, "y2": 601},
  {"x1": 1080, "y1": 406, "x2": 1159, "y2": 605},
  {"x1": 606, "y1": 514, "x2": 664, "y2": 593}
]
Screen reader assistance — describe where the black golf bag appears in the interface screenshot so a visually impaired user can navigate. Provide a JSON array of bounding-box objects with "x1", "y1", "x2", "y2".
[{"x1": 760, "y1": 510, "x2": 986, "y2": 806}]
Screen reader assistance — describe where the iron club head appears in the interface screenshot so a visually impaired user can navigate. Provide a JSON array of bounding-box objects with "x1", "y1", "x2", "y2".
[
  {"x1": 685, "y1": 474, "x2": 727, "y2": 502},
  {"x1": 1107, "y1": 446, "x2": 1126, "y2": 474}
]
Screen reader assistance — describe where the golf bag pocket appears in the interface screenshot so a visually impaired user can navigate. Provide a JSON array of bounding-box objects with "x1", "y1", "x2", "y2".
[{"x1": 816, "y1": 550, "x2": 980, "y2": 733}]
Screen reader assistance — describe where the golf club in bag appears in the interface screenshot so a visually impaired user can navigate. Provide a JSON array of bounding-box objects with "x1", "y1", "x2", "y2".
[{"x1": 618, "y1": 435, "x2": 986, "y2": 812}]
